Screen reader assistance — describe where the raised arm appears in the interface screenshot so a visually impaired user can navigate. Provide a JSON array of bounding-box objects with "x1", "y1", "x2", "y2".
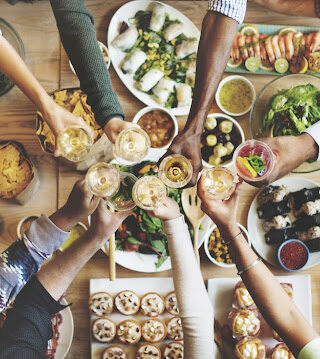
[
  {"x1": 249, "y1": 0, "x2": 317, "y2": 17},
  {"x1": 148, "y1": 198, "x2": 214, "y2": 359},
  {"x1": 197, "y1": 179, "x2": 320, "y2": 357}
]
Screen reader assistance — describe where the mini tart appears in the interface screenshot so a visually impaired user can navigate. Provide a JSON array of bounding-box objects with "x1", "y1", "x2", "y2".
[
  {"x1": 141, "y1": 318, "x2": 167, "y2": 343},
  {"x1": 91, "y1": 317, "x2": 116, "y2": 343},
  {"x1": 101, "y1": 345, "x2": 127, "y2": 359},
  {"x1": 166, "y1": 316, "x2": 183, "y2": 341},
  {"x1": 163, "y1": 342, "x2": 184, "y2": 359},
  {"x1": 117, "y1": 319, "x2": 141, "y2": 345},
  {"x1": 135, "y1": 343, "x2": 161, "y2": 359},
  {"x1": 115, "y1": 290, "x2": 140, "y2": 315},
  {"x1": 140, "y1": 292, "x2": 165, "y2": 317},
  {"x1": 89, "y1": 292, "x2": 113, "y2": 317},
  {"x1": 233, "y1": 281, "x2": 257, "y2": 310},
  {"x1": 165, "y1": 291, "x2": 179, "y2": 316},
  {"x1": 269, "y1": 343, "x2": 294, "y2": 359},
  {"x1": 229, "y1": 309, "x2": 260, "y2": 338},
  {"x1": 280, "y1": 283, "x2": 293, "y2": 299},
  {"x1": 235, "y1": 337, "x2": 266, "y2": 359}
]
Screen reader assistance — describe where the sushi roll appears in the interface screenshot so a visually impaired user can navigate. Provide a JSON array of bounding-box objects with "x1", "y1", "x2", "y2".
[
  {"x1": 290, "y1": 187, "x2": 320, "y2": 210},
  {"x1": 137, "y1": 69, "x2": 164, "y2": 92},
  {"x1": 175, "y1": 39, "x2": 198, "y2": 59},
  {"x1": 258, "y1": 185, "x2": 287, "y2": 205},
  {"x1": 294, "y1": 213, "x2": 320, "y2": 230},
  {"x1": 112, "y1": 27, "x2": 139, "y2": 51},
  {"x1": 149, "y1": 3, "x2": 166, "y2": 32},
  {"x1": 305, "y1": 237, "x2": 320, "y2": 252},
  {"x1": 121, "y1": 49, "x2": 147, "y2": 74},
  {"x1": 257, "y1": 198, "x2": 290, "y2": 219},
  {"x1": 163, "y1": 22, "x2": 185, "y2": 42},
  {"x1": 297, "y1": 226, "x2": 320, "y2": 241},
  {"x1": 294, "y1": 198, "x2": 320, "y2": 218},
  {"x1": 262, "y1": 215, "x2": 291, "y2": 232},
  {"x1": 152, "y1": 78, "x2": 175, "y2": 105},
  {"x1": 176, "y1": 83, "x2": 192, "y2": 108},
  {"x1": 265, "y1": 227, "x2": 297, "y2": 245}
]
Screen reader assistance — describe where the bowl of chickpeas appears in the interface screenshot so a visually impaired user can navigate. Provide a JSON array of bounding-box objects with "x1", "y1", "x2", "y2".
[
  {"x1": 201, "y1": 114, "x2": 245, "y2": 168},
  {"x1": 204, "y1": 223, "x2": 251, "y2": 268}
]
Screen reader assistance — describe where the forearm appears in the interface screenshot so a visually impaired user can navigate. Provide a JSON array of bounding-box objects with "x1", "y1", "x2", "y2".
[
  {"x1": 162, "y1": 216, "x2": 214, "y2": 358},
  {"x1": 184, "y1": 12, "x2": 238, "y2": 135},
  {"x1": 250, "y1": 0, "x2": 316, "y2": 17},
  {"x1": 219, "y1": 222, "x2": 319, "y2": 356}
]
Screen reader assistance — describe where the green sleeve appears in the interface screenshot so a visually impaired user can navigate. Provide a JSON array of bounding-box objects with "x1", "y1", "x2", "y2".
[
  {"x1": 298, "y1": 338, "x2": 320, "y2": 359},
  {"x1": 50, "y1": 0, "x2": 125, "y2": 128}
]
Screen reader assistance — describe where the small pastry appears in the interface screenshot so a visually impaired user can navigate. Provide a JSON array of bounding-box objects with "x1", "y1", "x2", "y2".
[
  {"x1": 117, "y1": 319, "x2": 141, "y2": 345},
  {"x1": 235, "y1": 337, "x2": 266, "y2": 359},
  {"x1": 101, "y1": 345, "x2": 127, "y2": 359},
  {"x1": 269, "y1": 343, "x2": 294, "y2": 359},
  {"x1": 140, "y1": 292, "x2": 165, "y2": 317},
  {"x1": 91, "y1": 317, "x2": 116, "y2": 343},
  {"x1": 233, "y1": 281, "x2": 257, "y2": 310},
  {"x1": 163, "y1": 342, "x2": 184, "y2": 359},
  {"x1": 115, "y1": 290, "x2": 140, "y2": 315},
  {"x1": 166, "y1": 316, "x2": 183, "y2": 341},
  {"x1": 280, "y1": 283, "x2": 293, "y2": 299},
  {"x1": 229, "y1": 309, "x2": 260, "y2": 338},
  {"x1": 165, "y1": 291, "x2": 179, "y2": 316},
  {"x1": 135, "y1": 343, "x2": 161, "y2": 359},
  {"x1": 141, "y1": 318, "x2": 167, "y2": 343},
  {"x1": 89, "y1": 292, "x2": 113, "y2": 316}
]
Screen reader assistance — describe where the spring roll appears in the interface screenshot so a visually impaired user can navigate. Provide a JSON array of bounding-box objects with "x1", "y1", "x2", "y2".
[
  {"x1": 152, "y1": 78, "x2": 175, "y2": 105},
  {"x1": 112, "y1": 26, "x2": 139, "y2": 51},
  {"x1": 163, "y1": 23, "x2": 185, "y2": 42},
  {"x1": 137, "y1": 69, "x2": 164, "y2": 92},
  {"x1": 149, "y1": 3, "x2": 166, "y2": 32},
  {"x1": 185, "y1": 60, "x2": 196, "y2": 87},
  {"x1": 176, "y1": 83, "x2": 192, "y2": 107},
  {"x1": 175, "y1": 39, "x2": 198, "y2": 59},
  {"x1": 121, "y1": 48, "x2": 147, "y2": 74}
]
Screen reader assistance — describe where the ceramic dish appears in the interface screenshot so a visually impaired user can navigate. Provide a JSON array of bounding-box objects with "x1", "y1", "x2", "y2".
[{"x1": 17, "y1": 215, "x2": 40, "y2": 239}]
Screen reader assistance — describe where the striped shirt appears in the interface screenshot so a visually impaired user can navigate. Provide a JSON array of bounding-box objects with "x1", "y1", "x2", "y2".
[{"x1": 208, "y1": 0, "x2": 247, "y2": 24}]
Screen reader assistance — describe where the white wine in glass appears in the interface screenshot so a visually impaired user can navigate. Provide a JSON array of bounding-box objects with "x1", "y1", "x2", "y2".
[
  {"x1": 113, "y1": 127, "x2": 150, "y2": 163},
  {"x1": 159, "y1": 154, "x2": 193, "y2": 188},
  {"x1": 85, "y1": 162, "x2": 120, "y2": 198},
  {"x1": 57, "y1": 127, "x2": 93, "y2": 162},
  {"x1": 202, "y1": 167, "x2": 238, "y2": 200},
  {"x1": 132, "y1": 176, "x2": 167, "y2": 210}
]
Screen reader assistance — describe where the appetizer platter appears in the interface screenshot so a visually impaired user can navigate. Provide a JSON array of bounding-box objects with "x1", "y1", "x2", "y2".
[
  {"x1": 227, "y1": 23, "x2": 320, "y2": 76},
  {"x1": 108, "y1": 0, "x2": 200, "y2": 116},
  {"x1": 89, "y1": 277, "x2": 183, "y2": 359},
  {"x1": 248, "y1": 177, "x2": 320, "y2": 269},
  {"x1": 208, "y1": 276, "x2": 312, "y2": 359}
]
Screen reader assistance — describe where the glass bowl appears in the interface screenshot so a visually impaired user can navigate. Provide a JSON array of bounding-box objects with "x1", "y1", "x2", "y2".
[
  {"x1": 0, "y1": 18, "x2": 25, "y2": 96},
  {"x1": 249, "y1": 74, "x2": 320, "y2": 173}
]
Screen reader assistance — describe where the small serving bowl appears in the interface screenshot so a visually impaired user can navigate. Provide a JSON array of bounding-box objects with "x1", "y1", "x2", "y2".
[
  {"x1": 215, "y1": 75, "x2": 256, "y2": 116},
  {"x1": 278, "y1": 239, "x2": 310, "y2": 272},
  {"x1": 132, "y1": 106, "x2": 178, "y2": 150},
  {"x1": 17, "y1": 215, "x2": 40, "y2": 239},
  {"x1": 202, "y1": 113, "x2": 245, "y2": 168},
  {"x1": 204, "y1": 223, "x2": 251, "y2": 268},
  {"x1": 69, "y1": 41, "x2": 111, "y2": 74},
  {"x1": 59, "y1": 222, "x2": 88, "y2": 251}
]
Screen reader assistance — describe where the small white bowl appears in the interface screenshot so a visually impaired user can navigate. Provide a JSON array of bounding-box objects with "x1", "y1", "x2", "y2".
[
  {"x1": 215, "y1": 75, "x2": 256, "y2": 116},
  {"x1": 204, "y1": 223, "x2": 251, "y2": 268},
  {"x1": 202, "y1": 113, "x2": 245, "y2": 168},
  {"x1": 132, "y1": 106, "x2": 179, "y2": 150},
  {"x1": 69, "y1": 41, "x2": 111, "y2": 74},
  {"x1": 17, "y1": 215, "x2": 40, "y2": 239},
  {"x1": 59, "y1": 222, "x2": 88, "y2": 251}
]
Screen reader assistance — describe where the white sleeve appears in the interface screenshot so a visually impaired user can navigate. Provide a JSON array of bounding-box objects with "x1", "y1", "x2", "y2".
[
  {"x1": 162, "y1": 216, "x2": 214, "y2": 359},
  {"x1": 304, "y1": 121, "x2": 320, "y2": 161},
  {"x1": 207, "y1": 0, "x2": 247, "y2": 24}
]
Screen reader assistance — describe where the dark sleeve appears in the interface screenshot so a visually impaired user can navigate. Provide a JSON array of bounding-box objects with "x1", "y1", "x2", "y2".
[
  {"x1": 0, "y1": 276, "x2": 68, "y2": 359},
  {"x1": 50, "y1": 0, "x2": 125, "y2": 128}
]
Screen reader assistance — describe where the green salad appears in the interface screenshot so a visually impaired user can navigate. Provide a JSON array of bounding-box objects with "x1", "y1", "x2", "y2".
[{"x1": 264, "y1": 84, "x2": 320, "y2": 137}]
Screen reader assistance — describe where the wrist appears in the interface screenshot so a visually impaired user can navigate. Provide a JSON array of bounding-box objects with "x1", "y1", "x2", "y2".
[
  {"x1": 50, "y1": 206, "x2": 79, "y2": 232},
  {"x1": 216, "y1": 221, "x2": 239, "y2": 237},
  {"x1": 299, "y1": 133, "x2": 318, "y2": 161}
]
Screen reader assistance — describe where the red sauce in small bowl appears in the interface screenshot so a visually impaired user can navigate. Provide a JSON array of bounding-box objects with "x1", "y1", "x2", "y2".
[{"x1": 280, "y1": 241, "x2": 309, "y2": 270}]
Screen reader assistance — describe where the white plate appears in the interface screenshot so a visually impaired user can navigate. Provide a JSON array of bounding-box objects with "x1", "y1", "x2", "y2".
[
  {"x1": 90, "y1": 277, "x2": 176, "y2": 359},
  {"x1": 103, "y1": 150, "x2": 211, "y2": 272},
  {"x1": 247, "y1": 177, "x2": 320, "y2": 269},
  {"x1": 208, "y1": 275, "x2": 312, "y2": 359},
  {"x1": 54, "y1": 298, "x2": 74, "y2": 359},
  {"x1": 107, "y1": 0, "x2": 200, "y2": 116}
]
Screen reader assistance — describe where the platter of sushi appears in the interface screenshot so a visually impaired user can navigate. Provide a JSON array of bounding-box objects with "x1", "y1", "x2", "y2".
[
  {"x1": 108, "y1": 0, "x2": 200, "y2": 116},
  {"x1": 247, "y1": 177, "x2": 320, "y2": 269}
]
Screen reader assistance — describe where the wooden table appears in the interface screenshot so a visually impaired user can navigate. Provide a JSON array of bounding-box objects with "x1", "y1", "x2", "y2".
[{"x1": 0, "y1": 1, "x2": 319, "y2": 358}]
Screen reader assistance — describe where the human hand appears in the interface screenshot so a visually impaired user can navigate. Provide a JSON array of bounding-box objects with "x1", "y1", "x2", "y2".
[
  {"x1": 104, "y1": 117, "x2": 137, "y2": 144},
  {"x1": 158, "y1": 130, "x2": 202, "y2": 187},
  {"x1": 87, "y1": 200, "x2": 132, "y2": 241},
  {"x1": 146, "y1": 197, "x2": 181, "y2": 221}
]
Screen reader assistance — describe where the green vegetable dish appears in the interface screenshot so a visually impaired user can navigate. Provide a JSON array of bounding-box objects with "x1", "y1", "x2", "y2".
[{"x1": 114, "y1": 161, "x2": 196, "y2": 269}]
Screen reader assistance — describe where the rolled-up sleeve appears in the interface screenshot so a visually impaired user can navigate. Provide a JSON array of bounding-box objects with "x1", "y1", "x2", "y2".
[
  {"x1": 208, "y1": 0, "x2": 247, "y2": 24},
  {"x1": 304, "y1": 121, "x2": 320, "y2": 161}
]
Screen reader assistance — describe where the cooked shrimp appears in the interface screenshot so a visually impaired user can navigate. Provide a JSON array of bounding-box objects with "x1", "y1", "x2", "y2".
[
  {"x1": 284, "y1": 32, "x2": 294, "y2": 61},
  {"x1": 300, "y1": 35, "x2": 306, "y2": 56},
  {"x1": 260, "y1": 42, "x2": 267, "y2": 63},
  {"x1": 265, "y1": 36, "x2": 275, "y2": 64},
  {"x1": 238, "y1": 34, "x2": 249, "y2": 60},
  {"x1": 305, "y1": 33, "x2": 314, "y2": 58},
  {"x1": 252, "y1": 34, "x2": 260, "y2": 60},
  {"x1": 271, "y1": 35, "x2": 282, "y2": 60},
  {"x1": 278, "y1": 35, "x2": 286, "y2": 59},
  {"x1": 232, "y1": 33, "x2": 241, "y2": 62},
  {"x1": 293, "y1": 32, "x2": 303, "y2": 57},
  {"x1": 310, "y1": 31, "x2": 320, "y2": 53},
  {"x1": 246, "y1": 35, "x2": 255, "y2": 58}
]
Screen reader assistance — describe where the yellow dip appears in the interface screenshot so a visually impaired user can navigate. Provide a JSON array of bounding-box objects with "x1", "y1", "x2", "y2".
[
  {"x1": 60, "y1": 223, "x2": 87, "y2": 251},
  {"x1": 219, "y1": 79, "x2": 253, "y2": 114}
]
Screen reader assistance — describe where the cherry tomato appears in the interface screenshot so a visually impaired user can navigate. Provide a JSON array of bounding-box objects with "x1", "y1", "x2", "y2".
[
  {"x1": 124, "y1": 242, "x2": 139, "y2": 252},
  {"x1": 138, "y1": 232, "x2": 147, "y2": 242}
]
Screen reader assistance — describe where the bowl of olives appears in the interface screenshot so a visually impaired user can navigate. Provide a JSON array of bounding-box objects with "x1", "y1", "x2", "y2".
[{"x1": 201, "y1": 113, "x2": 245, "y2": 168}]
